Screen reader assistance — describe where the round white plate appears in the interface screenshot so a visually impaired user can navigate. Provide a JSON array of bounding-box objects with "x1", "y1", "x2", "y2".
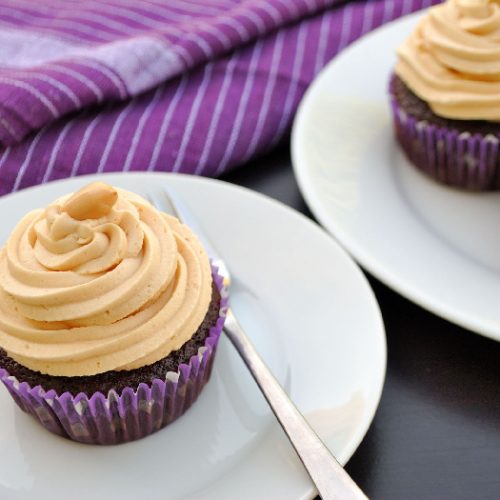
[
  {"x1": 0, "y1": 173, "x2": 385, "y2": 500},
  {"x1": 292, "y1": 12, "x2": 500, "y2": 341}
]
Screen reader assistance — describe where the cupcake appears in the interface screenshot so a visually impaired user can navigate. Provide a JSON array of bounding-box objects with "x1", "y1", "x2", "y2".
[
  {"x1": 0, "y1": 182, "x2": 226, "y2": 444},
  {"x1": 389, "y1": 0, "x2": 500, "y2": 190}
]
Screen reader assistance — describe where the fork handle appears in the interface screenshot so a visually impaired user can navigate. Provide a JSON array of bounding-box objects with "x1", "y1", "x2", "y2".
[{"x1": 223, "y1": 308, "x2": 368, "y2": 500}]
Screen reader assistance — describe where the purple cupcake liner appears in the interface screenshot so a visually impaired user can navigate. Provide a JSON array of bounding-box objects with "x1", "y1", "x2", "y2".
[
  {"x1": 0, "y1": 266, "x2": 228, "y2": 445},
  {"x1": 389, "y1": 94, "x2": 500, "y2": 191}
]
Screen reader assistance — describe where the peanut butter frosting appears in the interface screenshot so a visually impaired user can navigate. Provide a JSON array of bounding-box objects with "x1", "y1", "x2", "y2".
[
  {"x1": 0, "y1": 182, "x2": 213, "y2": 376},
  {"x1": 396, "y1": 0, "x2": 500, "y2": 121}
]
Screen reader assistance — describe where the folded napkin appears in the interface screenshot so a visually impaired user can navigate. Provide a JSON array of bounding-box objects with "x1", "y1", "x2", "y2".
[{"x1": 0, "y1": 0, "x2": 437, "y2": 195}]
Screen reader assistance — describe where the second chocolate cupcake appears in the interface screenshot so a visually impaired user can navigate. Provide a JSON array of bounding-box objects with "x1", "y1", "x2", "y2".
[{"x1": 389, "y1": 0, "x2": 500, "y2": 191}]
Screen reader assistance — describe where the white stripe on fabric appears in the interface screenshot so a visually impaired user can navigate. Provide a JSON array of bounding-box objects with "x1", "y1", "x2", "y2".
[
  {"x1": 70, "y1": 110, "x2": 109, "y2": 177},
  {"x1": 41, "y1": 118, "x2": 79, "y2": 183},
  {"x1": 148, "y1": 0, "x2": 224, "y2": 15},
  {"x1": 271, "y1": 21, "x2": 309, "y2": 147},
  {"x1": 61, "y1": 0, "x2": 232, "y2": 15},
  {"x1": 240, "y1": 9, "x2": 267, "y2": 34},
  {"x1": 76, "y1": 0, "x2": 230, "y2": 44},
  {"x1": 338, "y1": 3, "x2": 353, "y2": 51},
  {"x1": 0, "y1": 18, "x2": 83, "y2": 44},
  {"x1": 0, "y1": 78, "x2": 58, "y2": 117},
  {"x1": 123, "y1": 86, "x2": 163, "y2": 171},
  {"x1": 276, "y1": 0, "x2": 297, "y2": 17},
  {"x1": 0, "y1": 7, "x2": 117, "y2": 42},
  {"x1": 195, "y1": 56, "x2": 239, "y2": 175},
  {"x1": 176, "y1": 0, "x2": 232, "y2": 7},
  {"x1": 62, "y1": 11, "x2": 144, "y2": 37},
  {"x1": 215, "y1": 39, "x2": 264, "y2": 175},
  {"x1": 47, "y1": 0, "x2": 161, "y2": 38},
  {"x1": 302, "y1": 0, "x2": 317, "y2": 14},
  {"x1": 242, "y1": 31, "x2": 284, "y2": 162},
  {"x1": 180, "y1": 31, "x2": 214, "y2": 59},
  {"x1": 13, "y1": 0, "x2": 232, "y2": 10},
  {"x1": 86, "y1": 3, "x2": 182, "y2": 29},
  {"x1": 402, "y1": 0, "x2": 414, "y2": 16},
  {"x1": 147, "y1": 75, "x2": 189, "y2": 172},
  {"x1": 170, "y1": 44, "x2": 195, "y2": 68},
  {"x1": 0, "y1": 0, "x2": 224, "y2": 46},
  {"x1": 104, "y1": 0, "x2": 222, "y2": 16},
  {"x1": 0, "y1": 147, "x2": 12, "y2": 173},
  {"x1": 200, "y1": 22, "x2": 232, "y2": 50},
  {"x1": 219, "y1": 16, "x2": 251, "y2": 42},
  {"x1": 382, "y1": 0, "x2": 396, "y2": 24},
  {"x1": 97, "y1": 101, "x2": 138, "y2": 173},
  {"x1": 183, "y1": 0, "x2": 233, "y2": 5},
  {"x1": 9, "y1": 0, "x2": 155, "y2": 38},
  {"x1": 172, "y1": 64, "x2": 214, "y2": 172},
  {"x1": 39, "y1": 1, "x2": 186, "y2": 39},
  {"x1": 12, "y1": 71, "x2": 81, "y2": 107},
  {"x1": 258, "y1": 1, "x2": 285, "y2": 24},
  {"x1": 74, "y1": 58, "x2": 127, "y2": 98},
  {"x1": 63, "y1": 0, "x2": 213, "y2": 42},
  {"x1": 44, "y1": 63, "x2": 104, "y2": 101},
  {"x1": 12, "y1": 126, "x2": 49, "y2": 192},
  {"x1": 361, "y1": 0, "x2": 376, "y2": 34},
  {"x1": 173, "y1": 0, "x2": 233, "y2": 4},
  {"x1": 0, "y1": 116, "x2": 21, "y2": 143},
  {"x1": 314, "y1": 11, "x2": 330, "y2": 75}
]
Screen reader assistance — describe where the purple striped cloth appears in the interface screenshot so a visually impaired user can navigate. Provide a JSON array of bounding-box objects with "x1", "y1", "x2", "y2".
[{"x1": 0, "y1": 0, "x2": 439, "y2": 195}]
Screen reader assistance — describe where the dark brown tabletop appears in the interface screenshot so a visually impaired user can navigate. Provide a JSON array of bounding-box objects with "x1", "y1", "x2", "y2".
[{"x1": 221, "y1": 144, "x2": 500, "y2": 500}]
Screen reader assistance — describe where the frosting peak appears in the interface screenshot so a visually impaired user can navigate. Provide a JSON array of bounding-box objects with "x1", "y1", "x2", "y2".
[
  {"x1": 0, "y1": 184, "x2": 212, "y2": 376},
  {"x1": 35, "y1": 183, "x2": 144, "y2": 276},
  {"x1": 396, "y1": 0, "x2": 500, "y2": 121}
]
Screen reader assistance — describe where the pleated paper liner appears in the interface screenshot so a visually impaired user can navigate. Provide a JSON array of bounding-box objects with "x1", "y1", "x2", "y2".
[
  {"x1": 390, "y1": 94, "x2": 500, "y2": 191},
  {"x1": 0, "y1": 266, "x2": 228, "y2": 445}
]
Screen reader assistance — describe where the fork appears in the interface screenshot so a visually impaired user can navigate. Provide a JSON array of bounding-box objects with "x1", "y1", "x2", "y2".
[{"x1": 148, "y1": 187, "x2": 368, "y2": 500}]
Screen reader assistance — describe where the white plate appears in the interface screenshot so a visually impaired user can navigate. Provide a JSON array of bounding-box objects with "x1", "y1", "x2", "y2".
[
  {"x1": 0, "y1": 173, "x2": 385, "y2": 500},
  {"x1": 292, "y1": 12, "x2": 500, "y2": 342}
]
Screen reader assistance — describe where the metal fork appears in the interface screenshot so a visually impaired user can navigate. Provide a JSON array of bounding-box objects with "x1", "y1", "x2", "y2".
[{"x1": 148, "y1": 187, "x2": 368, "y2": 500}]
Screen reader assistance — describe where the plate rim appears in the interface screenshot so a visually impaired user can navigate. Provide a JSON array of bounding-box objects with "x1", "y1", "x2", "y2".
[
  {"x1": 0, "y1": 171, "x2": 387, "y2": 499},
  {"x1": 291, "y1": 11, "x2": 500, "y2": 342}
]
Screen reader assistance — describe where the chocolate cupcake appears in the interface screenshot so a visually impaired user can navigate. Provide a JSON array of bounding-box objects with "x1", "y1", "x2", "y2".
[
  {"x1": 389, "y1": 0, "x2": 500, "y2": 190},
  {"x1": 0, "y1": 182, "x2": 226, "y2": 444}
]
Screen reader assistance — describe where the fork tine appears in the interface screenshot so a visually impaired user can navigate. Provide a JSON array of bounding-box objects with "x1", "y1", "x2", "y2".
[
  {"x1": 148, "y1": 187, "x2": 232, "y2": 288},
  {"x1": 146, "y1": 192, "x2": 175, "y2": 215}
]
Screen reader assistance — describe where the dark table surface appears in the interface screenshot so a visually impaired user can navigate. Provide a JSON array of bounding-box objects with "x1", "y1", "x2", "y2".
[{"x1": 222, "y1": 144, "x2": 500, "y2": 500}]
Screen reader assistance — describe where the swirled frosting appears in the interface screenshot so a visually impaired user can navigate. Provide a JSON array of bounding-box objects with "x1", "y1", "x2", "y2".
[
  {"x1": 396, "y1": 0, "x2": 500, "y2": 121},
  {"x1": 0, "y1": 183, "x2": 213, "y2": 376}
]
